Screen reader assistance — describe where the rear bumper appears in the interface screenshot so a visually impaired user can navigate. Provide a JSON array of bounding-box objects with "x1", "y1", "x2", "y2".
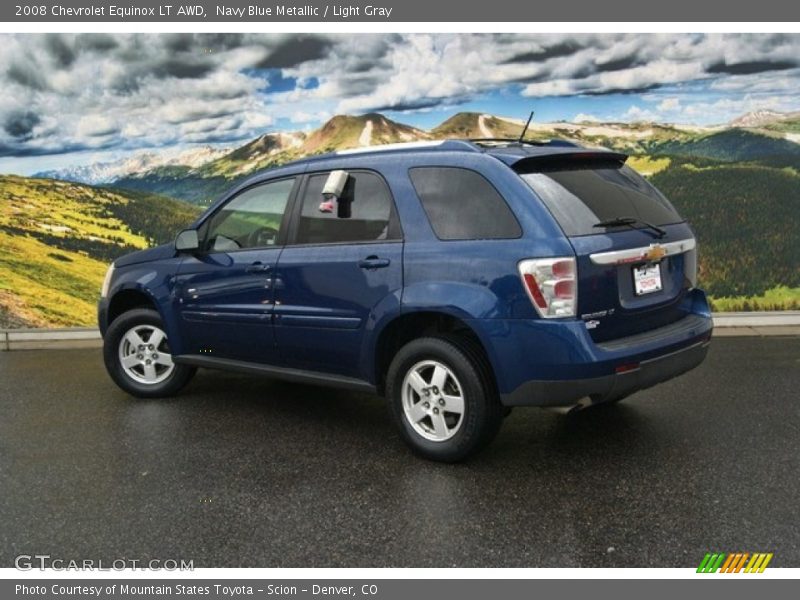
[
  {"x1": 472, "y1": 288, "x2": 713, "y2": 407},
  {"x1": 501, "y1": 335, "x2": 710, "y2": 406}
]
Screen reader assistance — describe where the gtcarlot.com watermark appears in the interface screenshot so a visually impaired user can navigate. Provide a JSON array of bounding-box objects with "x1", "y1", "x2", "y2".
[{"x1": 15, "y1": 554, "x2": 193, "y2": 571}]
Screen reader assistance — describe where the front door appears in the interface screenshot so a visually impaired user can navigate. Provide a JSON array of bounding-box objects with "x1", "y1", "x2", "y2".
[
  {"x1": 175, "y1": 177, "x2": 297, "y2": 363},
  {"x1": 273, "y1": 170, "x2": 403, "y2": 379}
]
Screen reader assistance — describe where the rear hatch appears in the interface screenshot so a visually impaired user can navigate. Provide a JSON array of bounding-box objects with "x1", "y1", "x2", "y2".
[{"x1": 515, "y1": 152, "x2": 697, "y2": 343}]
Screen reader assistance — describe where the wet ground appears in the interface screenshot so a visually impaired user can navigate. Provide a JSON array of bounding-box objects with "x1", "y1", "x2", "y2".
[{"x1": 1, "y1": 337, "x2": 798, "y2": 567}]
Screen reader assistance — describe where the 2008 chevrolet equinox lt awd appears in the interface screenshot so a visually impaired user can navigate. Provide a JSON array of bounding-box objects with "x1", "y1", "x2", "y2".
[{"x1": 98, "y1": 138, "x2": 712, "y2": 462}]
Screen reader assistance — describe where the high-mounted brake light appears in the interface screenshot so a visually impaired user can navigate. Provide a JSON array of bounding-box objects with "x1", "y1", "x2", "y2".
[{"x1": 518, "y1": 257, "x2": 577, "y2": 318}]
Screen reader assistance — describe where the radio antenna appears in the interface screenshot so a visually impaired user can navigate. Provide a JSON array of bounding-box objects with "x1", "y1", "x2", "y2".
[{"x1": 518, "y1": 111, "x2": 534, "y2": 144}]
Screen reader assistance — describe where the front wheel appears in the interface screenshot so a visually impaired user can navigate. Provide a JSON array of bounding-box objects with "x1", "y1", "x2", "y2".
[
  {"x1": 386, "y1": 336, "x2": 503, "y2": 462},
  {"x1": 103, "y1": 308, "x2": 196, "y2": 398}
]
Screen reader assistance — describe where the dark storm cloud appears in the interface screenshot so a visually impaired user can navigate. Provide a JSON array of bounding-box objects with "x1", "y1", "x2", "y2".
[
  {"x1": 195, "y1": 33, "x2": 247, "y2": 51},
  {"x1": 4, "y1": 111, "x2": 40, "y2": 140},
  {"x1": 7, "y1": 60, "x2": 49, "y2": 91},
  {"x1": 707, "y1": 60, "x2": 798, "y2": 75},
  {"x1": 582, "y1": 84, "x2": 661, "y2": 96},
  {"x1": 335, "y1": 75, "x2": 386, "y2": 97},
  {"x1": 108, "y1": 72, "x2": 141, "y2": 94},
  {"x1": 154, "y1": 58, "x2": 215, "y2": 79},
  {"x1": 162, "y1": 33, "x2": 195, "y2": 53},
  {"x1": 204, "y1": 87, "x2": 252, "y2": 101},
  {"x1": 349, "y1": 58, "x2": 383, "y2": 73},
  {"x1": 0, "y1": 139, "x2": 116, "y2": 157},
  {"x1": 44, "y1": 34, "x2": 76, "y2": 68},
  {"x1": 256, "y1": 35, "x2": 334, "y2": 69},
  {"x1": 502, "y1": 41, "x2": 584, "y2": 64},
  {"x1": 371, "y1": 98, "x2": 451, "y2": 112},
  {"x1": 75, "y1": 34, "x2": 119, "y2": 52},
  {"x1": 162, "y1": 107, "x2": 240, "y2": 125},
  {"x1": 85, "y1": 124, "x2": 120, "y2": 137},
  {"x1": 595, "y1": 56, "x2": 644, "y2": 73}
]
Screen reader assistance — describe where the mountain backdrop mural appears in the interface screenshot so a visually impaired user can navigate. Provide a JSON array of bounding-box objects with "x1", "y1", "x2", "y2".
[{"x1": 1, "y1": 33, "x2": 800, "y2": 327}]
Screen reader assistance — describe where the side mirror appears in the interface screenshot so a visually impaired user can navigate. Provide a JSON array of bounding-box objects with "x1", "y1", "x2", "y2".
[{"x1": 175, "y1": 229, "x2": 199, "y2": 253}]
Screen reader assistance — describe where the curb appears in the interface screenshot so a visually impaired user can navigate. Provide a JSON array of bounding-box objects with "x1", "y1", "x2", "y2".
[
  {"x1": 1, "y1": 313, "x2": 799, "y2": 351},
  {"x1": 713, "y1": 311, "x2": 800, "y2": 327},
  {"x1": 1, "y1": 327, "x2": 102, "y2": 351}
]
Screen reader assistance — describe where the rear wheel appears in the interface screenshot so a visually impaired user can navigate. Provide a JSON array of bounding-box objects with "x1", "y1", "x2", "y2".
[
  {"x1": 103, "y1": 308, "x2": 195, "y2": 398},
  {"x1": 386, "y1": 336, "x2": 503, "y2": 462}
]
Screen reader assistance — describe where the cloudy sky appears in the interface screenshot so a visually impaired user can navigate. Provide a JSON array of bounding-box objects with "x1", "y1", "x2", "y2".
[{"x1": 1, "y1": 32, "x2": 799, "y2": 174}]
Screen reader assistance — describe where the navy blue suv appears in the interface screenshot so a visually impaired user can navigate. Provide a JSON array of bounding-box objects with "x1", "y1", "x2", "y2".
[{"x1": 98, "y1": 139, "x2": 712, "y2": 461}]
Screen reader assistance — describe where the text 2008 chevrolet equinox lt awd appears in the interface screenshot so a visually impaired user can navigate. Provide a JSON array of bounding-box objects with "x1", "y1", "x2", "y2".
[{"x1": 98, "y1": 139, "x2": 712, "y2": 461}]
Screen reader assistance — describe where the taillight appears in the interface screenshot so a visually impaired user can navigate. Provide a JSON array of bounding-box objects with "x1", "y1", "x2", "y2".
[
  {"x1": 518, "y1": 257, "x2": 577, "y2": 318},
  {"x1": 684, "y1": 246, "x2": 698, "y2": 289}
]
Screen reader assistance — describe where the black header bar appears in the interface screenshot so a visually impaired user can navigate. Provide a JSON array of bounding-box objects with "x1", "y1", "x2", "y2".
[{"x1": 4, "y1": 0, "x2": 800, "y2": 22}]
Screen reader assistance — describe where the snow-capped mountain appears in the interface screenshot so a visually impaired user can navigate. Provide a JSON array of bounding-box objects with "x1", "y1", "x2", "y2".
[
  {"x1": 35, "y1": 145, "x2": 231, "y2": 185},
  {"x1": 729, "y1": 110, "x2": 790, "y2": 128}
]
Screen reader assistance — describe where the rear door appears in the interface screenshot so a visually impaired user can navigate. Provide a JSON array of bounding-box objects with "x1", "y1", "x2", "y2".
[
  {"x1": 273, "y1": 170, "x2": 403, "y2": 378},
  {"x1": 518, "y1": 158, "x2": 697, "y2": 342}
]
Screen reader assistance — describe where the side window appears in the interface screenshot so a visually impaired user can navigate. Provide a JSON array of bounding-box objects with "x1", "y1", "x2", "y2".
[
  {"x1": 293, "y1": 171, "x2": 399, "y2": 245},
  {"x1": 409, "y1": 167, "x2": 522, "y2": 240},
  {"x1": 204, "y1": 178, "x2": 295, "y2": 252}
]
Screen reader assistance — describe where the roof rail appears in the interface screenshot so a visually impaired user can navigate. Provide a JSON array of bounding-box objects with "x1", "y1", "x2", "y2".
[{"x1": 334, "y1": 139, "x2": 478, "y2": 156}]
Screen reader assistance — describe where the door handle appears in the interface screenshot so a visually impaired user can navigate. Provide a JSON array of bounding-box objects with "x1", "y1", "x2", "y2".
[
  {"x1": 358, "y1": 256, "x2": 391, "y2": 269},
  {"x1": 246, "y1": 262, "x2": 271, "y2": 273}
]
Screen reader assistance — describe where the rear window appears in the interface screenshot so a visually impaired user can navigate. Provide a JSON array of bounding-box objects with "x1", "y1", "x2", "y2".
[
  {"x1": 409, "y1": 167, "x2": 521, "y2": 240},
  {"x1": 518, "y1": 161, "x2": 682, "y2": 237}
]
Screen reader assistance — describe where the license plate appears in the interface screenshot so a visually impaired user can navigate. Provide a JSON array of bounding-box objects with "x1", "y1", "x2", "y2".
[{"x1": 633, "y1": 263, "x2": 663, "y2": 295}]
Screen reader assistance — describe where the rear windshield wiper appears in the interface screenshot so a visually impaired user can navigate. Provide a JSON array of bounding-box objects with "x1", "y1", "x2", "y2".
[{"x1": 593, "y1": 216, "x2": 666, "y2": 238}]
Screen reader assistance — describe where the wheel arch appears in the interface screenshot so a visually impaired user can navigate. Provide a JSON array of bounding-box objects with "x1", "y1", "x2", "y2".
[
  {"x1": 107, "y1": 287, "x2": 159, "y2": 326},
  {"x1": 372, "y1": 309, "x2": 499, "y2": 397}
]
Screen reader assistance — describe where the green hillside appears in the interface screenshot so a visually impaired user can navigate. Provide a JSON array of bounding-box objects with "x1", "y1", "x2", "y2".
[
  {"x1": 654, "y1": 128, "x2": 800, "y2": 162},
  {"x1": 650, "y1": 160, "x2": 800, "y2": 298},
  {"x1": 0, "y1": 176, "x2": 200, "y2": 327},
  {"x1": 113, "y1": 169, "x2": 233, "y2": 207},
  {"x1": 763, "y1": 119, "x2": 800, "y2": 134},
  {"x1": 432, "y1": 112, "x2": 524, "y2": 139}
]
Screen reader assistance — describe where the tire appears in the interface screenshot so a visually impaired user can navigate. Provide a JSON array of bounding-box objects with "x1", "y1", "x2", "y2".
[
  {"x1": 103, "y1": 308, "x2": 196, "y2": 398},
  {"x1": 386, "y1": 335, "x2": 504, "y2": 462}
]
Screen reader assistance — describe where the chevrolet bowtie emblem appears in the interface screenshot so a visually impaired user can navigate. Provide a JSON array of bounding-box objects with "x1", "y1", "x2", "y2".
[{"x1": 643, "y1": 244, "x2": 667, "y2": 262}]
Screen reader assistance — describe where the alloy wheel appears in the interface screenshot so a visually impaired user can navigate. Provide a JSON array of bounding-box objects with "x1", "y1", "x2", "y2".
[{"x1": 402, "y1": 360, "x2": 466, "y2": 442}]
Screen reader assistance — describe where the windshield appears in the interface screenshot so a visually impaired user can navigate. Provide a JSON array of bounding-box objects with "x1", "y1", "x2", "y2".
[{"x1": 518, "y1": 162, "x2": 683, "y2": 237}]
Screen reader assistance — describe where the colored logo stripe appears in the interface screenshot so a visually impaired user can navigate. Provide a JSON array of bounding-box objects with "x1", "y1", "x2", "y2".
[
  {"x1": 697, "y1": 552, "x2": 773, "y2": 573},
  {"x1": 745, "y1": 553, "x2": 773, "y2": 573},
  {"x1": 719, "y1": 553, "x2": 736, "y2": 573},
  {"x1": 697, "y1": 553, "x2": 726, "y2": 573}
]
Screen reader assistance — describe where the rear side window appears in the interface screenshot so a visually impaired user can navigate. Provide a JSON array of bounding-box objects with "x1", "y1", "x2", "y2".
[
  {"x1": 518, "y1": 162, "x2": 682, "y2": 237},
  {"x1": 409, "y1": 167, "x2": 521, "y2": 240},
  {"x1": 294, "y1": 171, "x2": 400, "y2": 245}
]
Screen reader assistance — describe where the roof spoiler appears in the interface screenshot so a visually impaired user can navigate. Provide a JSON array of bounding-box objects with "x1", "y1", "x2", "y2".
[{"x1": 510, "y1": 149, "x2": 628, "y2": 172}]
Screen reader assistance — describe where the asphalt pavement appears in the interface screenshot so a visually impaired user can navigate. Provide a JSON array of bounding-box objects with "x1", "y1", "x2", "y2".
[{"x1": 1, "y1": 337, "x2": 799, "y2": 568}]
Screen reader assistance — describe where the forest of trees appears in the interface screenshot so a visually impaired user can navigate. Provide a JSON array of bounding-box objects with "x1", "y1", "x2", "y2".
[{"x1": 651, "y1": 158, "x2": 800, "y2": 299}]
